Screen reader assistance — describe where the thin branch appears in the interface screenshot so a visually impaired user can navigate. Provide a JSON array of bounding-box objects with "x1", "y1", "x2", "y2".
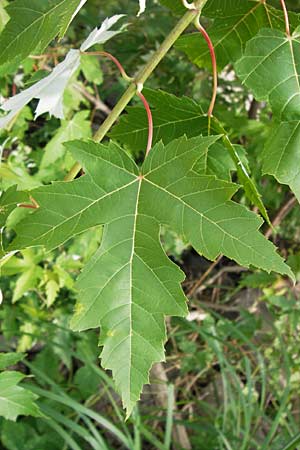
[
  {"x1": 189, "y1": 265, "x2": 248, "y2": 296},
  {"x1": 73, "y1": 83, "x2": 111, "y2": 115},
  {"x1": 265, "y1": 195, "x2": 297, "y2": 239},
  {"x1": 187, "y1": 255, "x2": 222, "y2": 297}
]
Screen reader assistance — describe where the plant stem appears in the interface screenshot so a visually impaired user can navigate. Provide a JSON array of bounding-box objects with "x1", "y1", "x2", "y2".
[
  {"x1": 136, "y1": 91, "x2": 153, "y2": 156},
  {"x1": 280, "y1": 0, "x2": 290, "y2": 36},
  {"x1": 195, "y1": 17, "x2": 217, "y2": 117},
  {"x1": 64, "y1": 0, "x2": 208, "y2": 182}
]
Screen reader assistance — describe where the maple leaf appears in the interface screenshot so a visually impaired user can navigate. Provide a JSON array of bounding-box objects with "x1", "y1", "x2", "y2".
[
  {"x1": 8, "y1": 136, "x2": 293, "y2": 415},
  {"x1": 235, "y1": 28, "x2": 300, "y2": 200}
]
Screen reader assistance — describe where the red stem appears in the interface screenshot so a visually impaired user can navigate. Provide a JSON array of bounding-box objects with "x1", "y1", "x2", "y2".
[
  {"x1": 196, "y1": 21, "x2": 218, "y2": 117},
  {"x1": 82, "y1": 51, "x2": 132, "y2": 81},
  {"x1": 84, "y1": 50, "x2": 153, "y2": 157},
  {"x1": 280, "y1": 0, "x2": 290, "y2": 36},
  {"x1": 136, "y1": 91, "x2": 153, "y2": 156},
  {"x1": 18, "y1": 196, "x2": 39, "y2": 209}
]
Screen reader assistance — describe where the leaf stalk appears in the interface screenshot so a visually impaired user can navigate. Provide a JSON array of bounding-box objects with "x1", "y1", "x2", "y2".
[
  {"x1": 81, "y1": 51, "x2": 133, "y2": 82},
  {"x1": 280, "y1": 0, "x2": 290, "y2": 36},
  {"x1": 136, "y1": 90, "x2": 153, "y2": 156},
  {"x1": 194, "y1": 15, "x2": 218, "y2": 117}
]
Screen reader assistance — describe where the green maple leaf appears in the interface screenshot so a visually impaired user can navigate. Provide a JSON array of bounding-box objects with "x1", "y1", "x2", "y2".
[
  {"x1": 0, "y1": 0, "x2": 84, "y2": 75},
  {"x1": 175, "y1": 0, "x2": 298, "y2": 70},
  {"x1": 235, "y1": 28, "x2": 300, "y2": 200},
  {"x1": 0, "y1": 371, "x2": 41, "y2": 421},
  {"x1": 8, "y1": 136, "x2": 292, "y2": 415}
]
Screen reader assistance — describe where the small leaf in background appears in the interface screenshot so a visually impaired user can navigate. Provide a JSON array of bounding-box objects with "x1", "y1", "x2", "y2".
[
  {"x1": 12, "y1": 265, "x2": 43, "y2": 303},
  {"x1": 17, "y1": 323, "x2": 36, "y2": 353},
  {"x1": 0, "y1": 352, "x2": 24, "y2": 370},
  {"x1": 287, "y1": 252, "x2": 300, "y2": 282},
  {"x1": 80, "y1": 54, "x2": 103, "y2": 85},
  {"x1": 38, "y1": 110, "x2": 91, "y2": 175},
  {"x1": 0, "y1": 371, "x2": 41, "y2": 421},
  {"x1": 45, "y1": 279, "x2": 60, "y2": 308},
  {"x1": 0, "y1": 421, "x2": 57, "y2": 450}
]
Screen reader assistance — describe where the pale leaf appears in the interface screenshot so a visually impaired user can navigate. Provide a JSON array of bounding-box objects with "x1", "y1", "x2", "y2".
[
  {"x1": 0, "y1": 50, "x2": 80, "y2": 127},
  {"x1": 80, "y1": 15, "x2": 125, "y2": 51},
  {"x1": 137, "y1": 0, "x2": 146, "y2": 16}
]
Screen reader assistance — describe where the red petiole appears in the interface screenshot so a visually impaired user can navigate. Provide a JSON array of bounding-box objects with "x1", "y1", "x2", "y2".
[
  {"x1": 82, "y1": 51, "x2": 133, "y2": 82},
  {"x1": 194, "y1": 16, "x2": 218, "y2": 117},
  {"x1": 18, "y1": 196, "x2": 39, "y2": 209},
  {"x1": 82, "y1": 51, "x2": 154, "y2": 158},
  {"x1": 136, "y1": 90, "x2": 153, "y2": 156}
]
